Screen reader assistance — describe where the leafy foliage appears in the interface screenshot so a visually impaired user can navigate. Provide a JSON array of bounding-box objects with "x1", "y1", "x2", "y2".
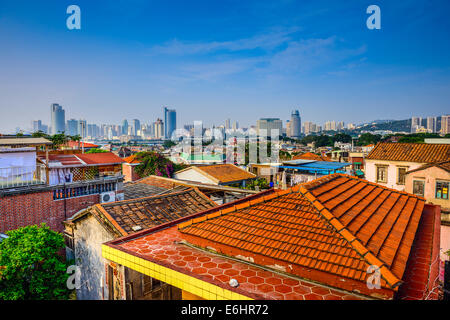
[
  {"x1": 0, "y1": 224, "x2": 70, "y2": 300},
  {"x1": 163, "y1": 140, "x2": 177, "y2": 148},
  {"x1": 356, "y1": 133, "x2": 381, "y2": 146},
  {"x1": 243, "y1": 178, "x2": 269, "y2": 190},
  {"x1": 134, "y1": 151, "x2": 182, "y2": 178},
  {"x1": 85, "y1": 148, "x2": 108, "y2": 154}
]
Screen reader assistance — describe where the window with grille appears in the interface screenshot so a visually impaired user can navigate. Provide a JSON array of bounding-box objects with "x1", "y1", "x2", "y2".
[
  {"x1": 436, "y1": 181, "x2": 449, "y2": 200},
  {"x1": 376, "y1": 165, "x2": 387, "y2": 183},
  {"x1": 413, "y1": 180, "x2": 425, "y2": 197},
  {"x1": 397, "y1": 167, "x2": 408, "y2": 185}
]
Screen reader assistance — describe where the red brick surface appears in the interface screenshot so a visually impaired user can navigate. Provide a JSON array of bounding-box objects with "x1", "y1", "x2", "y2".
[{"x1": 0, "y1": 191, "x2": 99, "y2": 233}]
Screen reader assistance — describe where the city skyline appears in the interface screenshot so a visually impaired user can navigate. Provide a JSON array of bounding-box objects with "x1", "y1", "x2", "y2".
[{"x1": 1, "y1": 1, "x2": 450, "y2": 133}]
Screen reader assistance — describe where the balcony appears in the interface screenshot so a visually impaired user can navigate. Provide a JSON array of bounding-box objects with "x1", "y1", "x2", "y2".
[{"x1": 0, "y1": 164, "x2": 47, "y2": 189}]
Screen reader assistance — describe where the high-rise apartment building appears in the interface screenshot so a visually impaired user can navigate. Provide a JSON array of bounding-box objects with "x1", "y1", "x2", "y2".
[
  {"x1": 441, "y1": 115, "x2": 450, "y2": 135},
  {"x1": 122, "y1": 119, "x2": 129, "y2": 135},
  {"x1": 50, "y1": 103, "x2": 65, "y2": 135},
  {"x1": 411, "y1": 117, "x2": 422, "y2": 133},
  {"x1": 289, "y1": 110, "x2": 301, "y2": 138},
  {"x1": 132, "y1": 119, "x2": 141, "y2": 136},
  {"x1": 426, "y1": 117, "x2": 437, "y2": 133},
  {"x1": 154, "y1": 118, "x2": 164, "y2": 139},
  {"x1": 164, "y1": 107, "x2": 177, "y2": 139},
  {"x1": 225, "y1": 119, "x2": 231, "y2": 130},
  {"x1": 77, "y1": 120, "x2": 87, "y2": 138},
  {"x1": 66, "y1": 119, "x2": 78, "y2": 136},
  {"x1": 324, "y1": 121, "x2": 337, "y2": 131},
  {"x1": 32, "y1": 120, "x2": 43, "y2": 133}
]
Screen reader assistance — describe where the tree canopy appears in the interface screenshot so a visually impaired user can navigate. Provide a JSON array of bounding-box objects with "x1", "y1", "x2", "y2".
[
  {"x1": 0, "y1": 224, "x2": 70, "y2": 300},
  {"x1": 134, "y1": 151, "x2": 184, "y2": 178}
]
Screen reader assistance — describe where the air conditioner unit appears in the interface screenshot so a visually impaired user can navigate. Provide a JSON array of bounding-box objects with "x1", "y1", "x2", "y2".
[{"x1": 100, "y1": 191, "x2": 116, "y2": 203}]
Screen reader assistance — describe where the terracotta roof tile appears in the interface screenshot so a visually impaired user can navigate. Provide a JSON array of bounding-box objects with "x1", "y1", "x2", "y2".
[
  {"x1": 96, "y1": 188, "x2": 216, "y2": 236},
  {"x1": 292, "y1": 152, "x2": 331, "y2": 161},
  {"x1": 179, "y1": 173, "x2": 426, "y2": 291},
  {"x1": 179, "y1": 164, "x2": 256, "y2": 184},
  {"x1": 76, "y1": 152, "x2": 125, "y2": 165},
  {"x1": 366, "y1": 142, "x2": 450, "y2": 163}
]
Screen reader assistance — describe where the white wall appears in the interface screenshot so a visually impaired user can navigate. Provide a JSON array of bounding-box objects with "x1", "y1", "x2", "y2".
[
  {"x1": 365, "y1": 159, "x2": 423, "y2": 191},
  {"x1": 174, "y1": 168, "x2": 217, "y2": 185}
]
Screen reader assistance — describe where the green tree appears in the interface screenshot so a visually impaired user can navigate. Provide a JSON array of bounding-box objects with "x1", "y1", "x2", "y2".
[
  {"x1": 163, "y1": 140, "x2": 177, "y2": 149},
  {"x1": 0, "y1": 224, "x2": 70, "y2": 300},
  {"x1": 31, "y1": 131, "x2": 48, "y2": 138},
  {"x1": 85, "y1": 148, "x2": 108, "y2": 154},
  {"x1": 243, "y1": 178, "x2": 269, "y2": 190},
  {"x1": 134, "y1": 151, "x2": 180, "y2": 178},
  {"x1": 357, "y1": 133, "x2": 381, "y2": 146},
  {"x1": 48, "y1": 133, "x2": 70, "y2": 149}
]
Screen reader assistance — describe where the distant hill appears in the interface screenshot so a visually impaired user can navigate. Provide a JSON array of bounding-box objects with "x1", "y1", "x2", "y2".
[{"x1": 356, "y1": 119, "x2": 411, "y2": 132}]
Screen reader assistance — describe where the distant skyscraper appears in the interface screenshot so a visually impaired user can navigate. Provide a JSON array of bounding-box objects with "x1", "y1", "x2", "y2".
[
  {"x1": 132, "y1": 119, "x2": 140, "y2": 136},
  {"x1": 441, "y1": 115, "x2": 450, "y2": 135},
  {"x1": 67, "y1": 119, "x2": 78, "y2": 136},
  {"x1": 289, "y1": 110, "x2": 301, "y2": 138},
  {"x1": 164, "y1": 107, "x2": 177, "y2": 139},
  {"x1": 154, "y1": 118, "x2": 164, "y2": 139},
  {"x1": 32, "y1": 120, "x2": 42, "y2": 133},
  {"x1": 50, "y1": 103, "x2": 65, "y2": 135},
  {"x1": 232, "y1": 121, "x2": 239, "y2": 131},
  {"x1": 426, "y1": 117, "x2": 437, "y2": 133},
  {"x1": 78, "y1": 120, "x2": 87, "y2": 138},
  {"x1": 324, "y1": 121, "x2": 337, "y2": 131},
  {"x1": 122, "y1": 119, "x2": 129, "y2": 135},
  {"x1": 225, "y1": 119, "x2": 231, "y2": 130},
  {"x1": 411, "y1": 117, "x2": 422, "y2": 133}
]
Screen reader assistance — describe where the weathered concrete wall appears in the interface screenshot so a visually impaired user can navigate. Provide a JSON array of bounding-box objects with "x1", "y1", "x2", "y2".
[{"x1": 73, "y1": 214, "x2": 114, "y2": 300}]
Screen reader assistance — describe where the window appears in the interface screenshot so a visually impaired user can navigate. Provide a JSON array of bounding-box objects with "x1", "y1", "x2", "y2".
[
  {"x1": 376, "y1": 165, "x2": 387, "y2": 183},
  {"x1": 397, "y1": 167, "x2": 408, "y2": 185},
  {"x1": 436, "y1": 181, "x2": 449, "y2": 200},
  {"x1": 413, "y1": 180, "x2": 425, "y2": 197},
  {"x1": 141, "y1": 275, "x2": 162, "y2": 296}
]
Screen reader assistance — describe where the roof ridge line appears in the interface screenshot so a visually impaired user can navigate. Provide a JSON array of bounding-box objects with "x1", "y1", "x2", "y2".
[
  {"x1": 297, "y1": 186, "x2": 403, "y2": 290},
  {"x1": 178, "y1": 187, "x2": 298, "y2": 230}
]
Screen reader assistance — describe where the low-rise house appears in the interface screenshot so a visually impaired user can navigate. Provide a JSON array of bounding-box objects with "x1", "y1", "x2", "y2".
[
  {"x1": 63, "y1": 187, "x2": 217, "y2": 300},
  {"x1": 292, "y1": 152, "x2": 331, "y2": 161},
  {"x1": 0, "y1": 138, "x2": 124, "y2": 233},
  {"x1": 102, "y1": 174, "x2": 441, "y2": 300},
  {"x1": 173, "y1": 164, "x2": 256, "y2": 187},
  {"x1": 365, "y1": 142, "x2": 450, "y2": 191},
  {"x1": 124, "y1": 174, "x2": 258, "y2": 204},
  {"x1": 405, "y1": 160, "x2": 450, "y2": 268}
]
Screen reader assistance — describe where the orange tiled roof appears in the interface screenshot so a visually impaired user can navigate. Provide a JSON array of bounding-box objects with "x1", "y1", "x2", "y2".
[
  {"x1": 366, "y1": 142, "x2": 450, "y2": 163},
  {"x1": 76, "y1": 152, "x2": 125, "y2": 165},
  {"x1": 292, "y1": 152, "x2": 330, "y2": 161},
  {"x1": 66, "y1": 141, "x2": 99, "y2": 148},
  {"x1": 92, "y1": 188, "x2": 216, "y2": 236},
  {"x1": 124, "y1": 154, "x2": 141, "y2": 164},
  {"x1": 406, "y1": 160, "x2": 450, "y2": 174},
  {"x1": 179, "y1": 173, "x2": 426, "y2": 292},
  {"x1": 180, "y1": 164, "x2": 256, "y2": 184}
]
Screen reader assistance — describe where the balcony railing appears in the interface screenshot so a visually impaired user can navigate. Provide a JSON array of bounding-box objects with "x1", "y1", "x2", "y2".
[{"x1": 0, "y1": 164, "x2": 46, "y2": 189}]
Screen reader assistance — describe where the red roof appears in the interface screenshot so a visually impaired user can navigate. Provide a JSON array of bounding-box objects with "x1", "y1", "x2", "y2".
[
  {"x1": 66, "y1": 141, "x2": 99, "y2": 149},
  {"x1": 178, "y1": 174, "x2": 427, "y2": 297},
  {"x1": 76, "y1": 152, "x2": 125, "y2": 165},
  {"x1": 105, "y1": 174, "x2": 440, "y2": 300}
]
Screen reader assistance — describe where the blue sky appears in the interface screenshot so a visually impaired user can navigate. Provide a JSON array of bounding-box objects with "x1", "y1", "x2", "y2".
[{"x1": 0, "y1": 0, "x2": 449, "y2": 133}]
